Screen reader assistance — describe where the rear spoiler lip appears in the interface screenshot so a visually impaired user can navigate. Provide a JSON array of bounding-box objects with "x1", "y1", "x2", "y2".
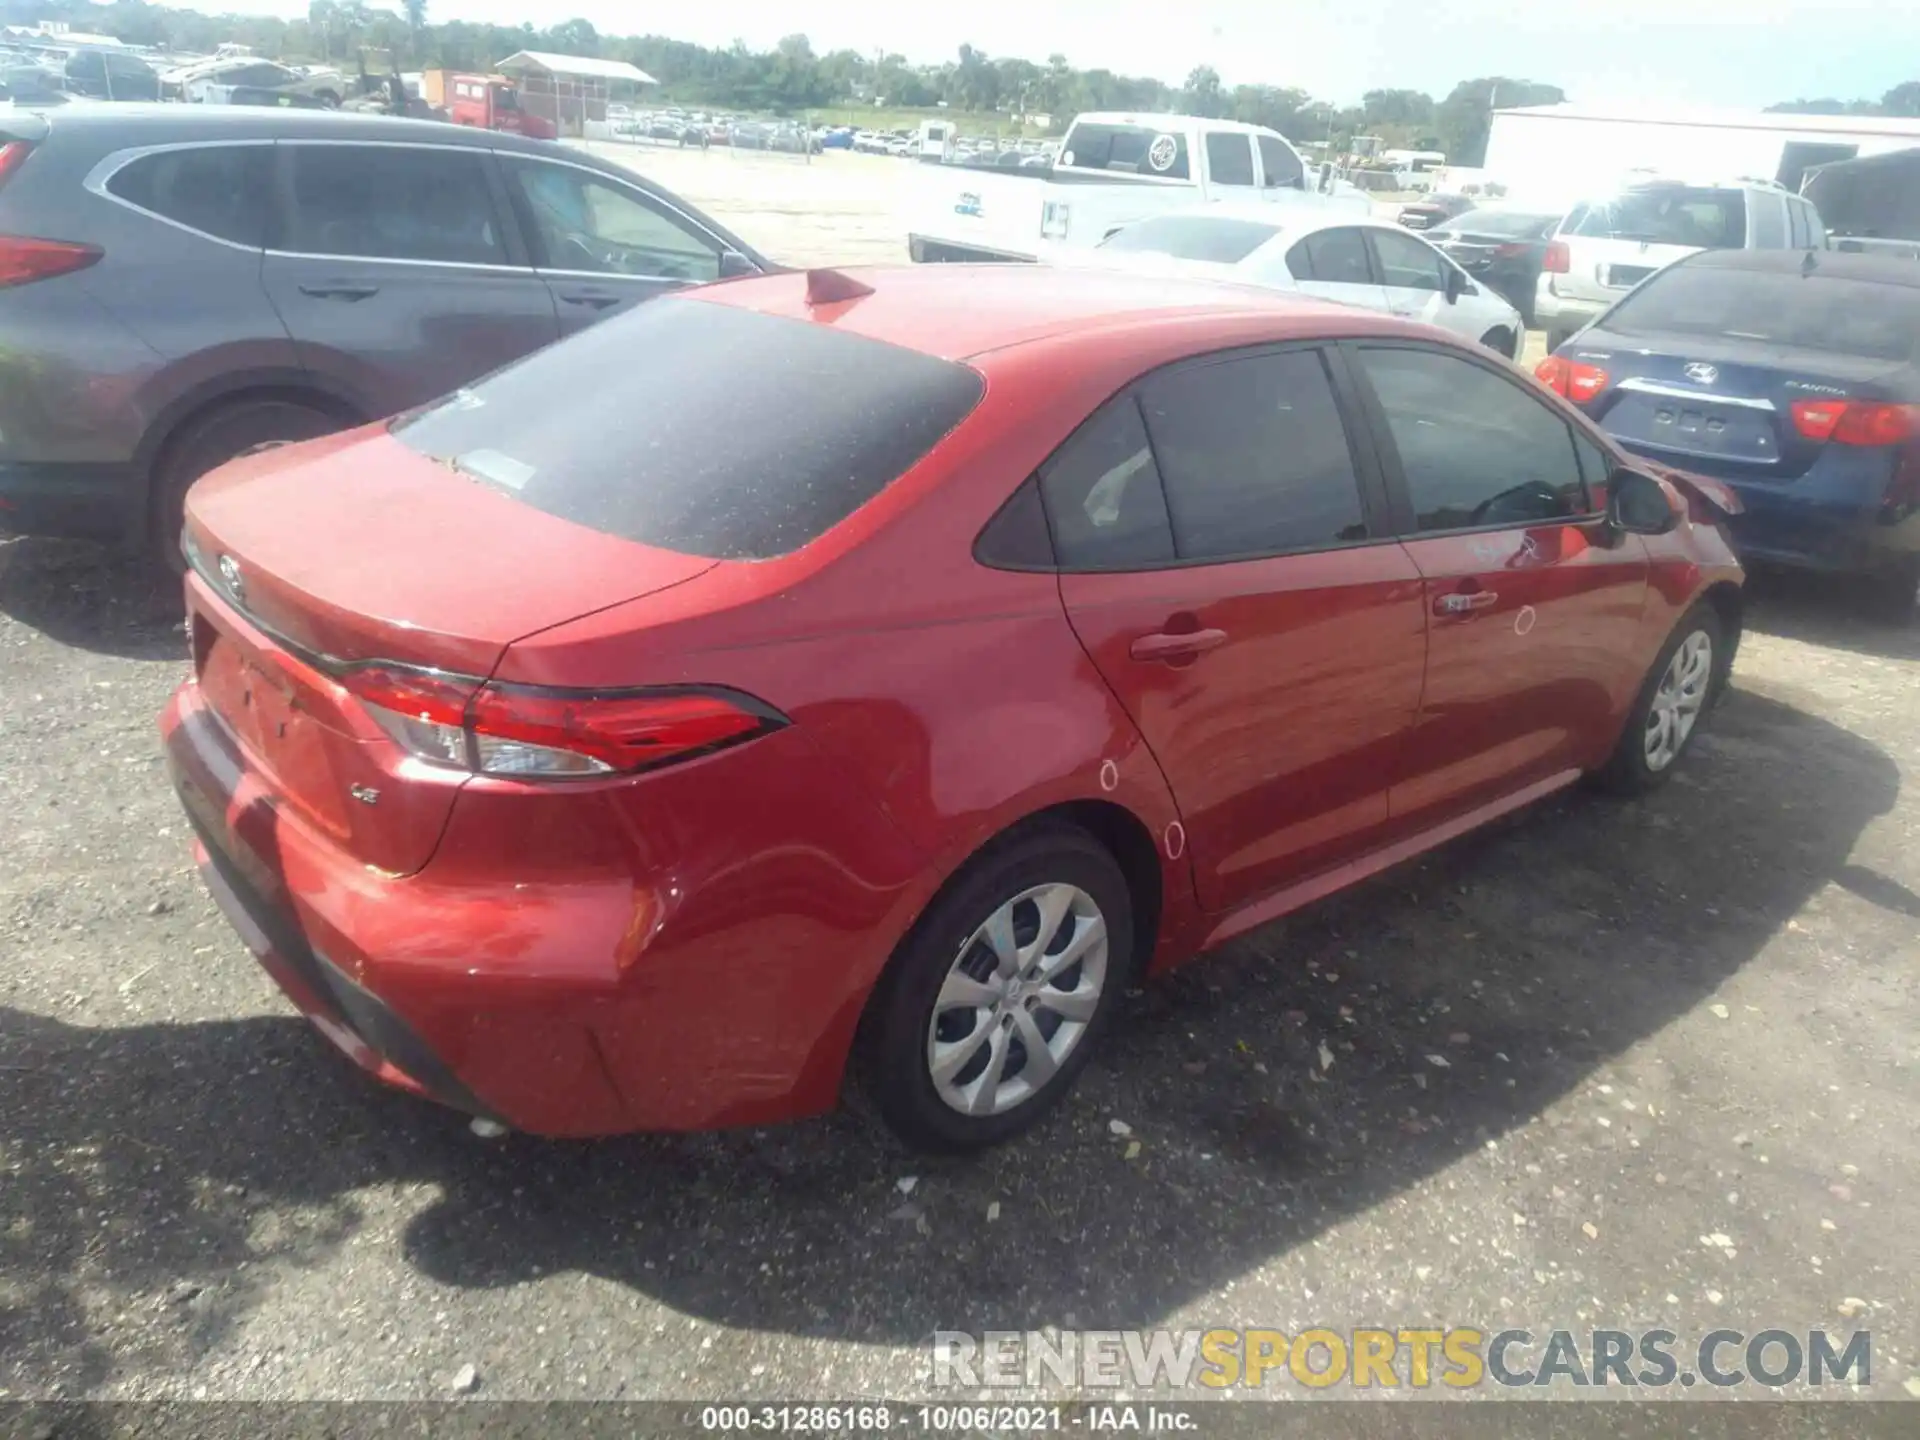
[{"x1": 1648, "y1": 462, "x2": 1745, "y2": 517}]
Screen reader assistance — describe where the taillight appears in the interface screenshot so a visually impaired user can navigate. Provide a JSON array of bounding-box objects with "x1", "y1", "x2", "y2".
[
  {"x1": 0, "y1": 140, "x2": 34, "y2": 186},
  {"x1": 1534, "y1": 356, "x2": 1609, "y2": 404},
  {"x1": 0, "y1": 235, "x2": 102, "y2": 289},
  {"x1": 339, "y1": 665, "x2": 785, "y2": 779},
  {"x1": 1790, "y1": 399, "x2": 1917, "y2": 447},
  {"x1": 1493, "y1": 242, "x2": 1528, "y2": 259},
  {"x1": 1542, "y1": 240, "x2": 1570, "y2": 273}
]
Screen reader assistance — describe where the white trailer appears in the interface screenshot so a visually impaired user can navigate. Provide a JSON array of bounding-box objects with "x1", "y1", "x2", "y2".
[{"x1": 1482, "y1": 104, "x2": 1920, "y2": 210}]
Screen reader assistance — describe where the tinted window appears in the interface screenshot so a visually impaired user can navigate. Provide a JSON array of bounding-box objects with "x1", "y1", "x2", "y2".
[
  {"x1": 1059, "y1": 123, "x2": 1190, "y2": 181},
  {"x1": 1787, "y1": 200, "x2": 1811, "y2": 250},
  {"x1": 390, "y1": 299, "x2": 984, "y2": 560},
  {"x1": 1291, "y1": 227, "x2": 1373, "y2": 284},
  {"x1": 1100, "y1": 214, "x2": 1280, "y2": 264},
  {"x1": 107, "y1": 145, "x2": 272, "y2": 248},
  {"x1": 1258, "y1": 135, "x2": 1303, "y2": 190},
  {"x1": 1445, "y1": 209, "x2": 1559, "y2": 240},
  {"x1": 1357, "y1": 347, "x2": 1586, "y2": 531},
  {"x1": 1138, "y1": 349, "x2": 1368, "y2": 561},
  {"x1": 1370, "y1": 228, "x2": 1447, "y2": 291},
  {"x1": 1604, "y1": 264, "x2": 1920, "y2": 363},
  {"x1": 1204, "y1": 132, "x2": 1256, "y2": 187},
  {"x1": 283, "y1": 145, "x2": 506, "y2": 265},
  {"x1": 508, "y1": 159, "x2": 720, "y2": 281},
  {"x1": 230, "y1": 63, "x2": 292, "y2": 87},
  {"x1": 1571, "y1": 186, "x2": 1747, "y2": 248},
  {"x1": 1749, "y1": 193, "x2": 1787, "y2": 249},
  {"x1": 1038, "y1": 396, "x2": 1176, "y2": 569}
]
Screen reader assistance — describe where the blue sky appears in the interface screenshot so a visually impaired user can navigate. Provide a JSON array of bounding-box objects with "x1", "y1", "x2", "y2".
[{"x1": 180, "y1": 0, "x2": 1915, "y2": 109}]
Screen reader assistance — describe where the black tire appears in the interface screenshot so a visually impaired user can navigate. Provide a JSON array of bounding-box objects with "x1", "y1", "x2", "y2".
[
  {"x1": 859, "y1": 823, "x2": 1135, "y2": 1153},
  {"x1": 1592, "y1": 603, "x2": 1726, "y2": 796},
  {"x1": 150, "y1": 398, "x2": 343, "y2": 576},
  {"x1": 1480, "y1": 327, "x2": 1517, "y2": 360},
  {"x1": 1859, "y1": 555, "x2": 1919, "y2": 625}
]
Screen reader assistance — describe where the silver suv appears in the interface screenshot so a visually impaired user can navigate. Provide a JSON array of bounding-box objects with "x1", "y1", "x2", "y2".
[
  {"x1": 1535, "y1": 177, "x2": 1827, "y2": 349},
  {"x1": 0, "y1": 104, "x2": 769, "y2": 567}
]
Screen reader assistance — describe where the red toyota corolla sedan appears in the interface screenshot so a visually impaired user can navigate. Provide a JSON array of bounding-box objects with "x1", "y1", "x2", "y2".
[{"x1": 160, "y1": 264, "x2": 1744, "y2": 1152}]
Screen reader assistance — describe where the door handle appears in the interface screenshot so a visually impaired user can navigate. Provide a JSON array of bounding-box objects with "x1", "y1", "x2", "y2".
[
  {"x1": 1434, "y1": 589, "x2": 1499, "y2": 616},
  {"x1": 298, "y1": 282, "x2": 380, "y2": 302},
  {"x1": 1129, "y1": 628, "x2": 1229, "y2": 663},
  {"x1": 557, "y1": 291, "x2": 623, "y2": 309}
]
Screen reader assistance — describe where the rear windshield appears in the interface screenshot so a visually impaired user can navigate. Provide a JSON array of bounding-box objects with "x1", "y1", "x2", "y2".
[
  {"x1": 1060, "y1": 123, "x2": 1191, "y2": 181},
  {"x1": 1569, "y1": 187, "x2": 1747, "y2": 248},
  {"x1": 1443, "y1": 209, "x2": 1559, "y2": 239},
  {"x1": 1099, "y1": 214, "x2": 1280, "y2": 263},
  {"x1": 390, "y1": 299, "x2": 984, "y2": 559},
  {"x1": 1603, "y1": 264, "x2": 1920, "y2": 363}
]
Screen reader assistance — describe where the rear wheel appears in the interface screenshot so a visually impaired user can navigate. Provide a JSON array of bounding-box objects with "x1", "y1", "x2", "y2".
[
  {"x1": 860, "y1": 824, "x2": 1133, "y2": 1153},
  {"x1": 150, "y1": 397, "x2": 344, "y2": 576},
  {"x1": 1593, "y1": 604, "x2": 1724, "y2": 795}
]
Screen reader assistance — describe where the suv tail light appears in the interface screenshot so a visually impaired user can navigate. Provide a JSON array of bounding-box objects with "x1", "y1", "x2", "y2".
[
  {"x1": 1542, "y1": 239, "x2": 1570, "y2": 273},
  {"x1": 339, "y1": 665, "x2": 786, "y2": 779},
  {"x1": 1535, "y1": 355, "x2": 1609, "y2": 404},
  {"x1": 1790, "y1": 399, "x2": 1918, "y2": 447},
  {"x1": 0, "y1": 236, "x2": 104, "y2": 289}
]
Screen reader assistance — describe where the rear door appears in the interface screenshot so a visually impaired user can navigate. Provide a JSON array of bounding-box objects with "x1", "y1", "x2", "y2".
[
  {"x1": 499, "y1": 154, "x2": 732, "y2": 333},
  {"x1": 1281, "y1": 226, "x2": 1391, "y2": 313},
  {"x1": 1555, "y1": 186, "x2": 1747, "y2": 308},
  {"x1": 261, "y1": 141, "x2": 560, "y2": 416},
  {"x1": 1344, "y1": 342, "x2": 1650, "y2": 831},
  {"x1": 1201, "y1": 131, "x2": 1260, "y2": 203},
  {"x1": 1050, "y1": 344, "x2": 1428, "y2": 912}
]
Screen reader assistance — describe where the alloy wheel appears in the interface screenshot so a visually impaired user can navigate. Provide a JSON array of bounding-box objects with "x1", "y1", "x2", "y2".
[{"x1": 1644, "y1": 630, "x2": 1713, "y2": 771}]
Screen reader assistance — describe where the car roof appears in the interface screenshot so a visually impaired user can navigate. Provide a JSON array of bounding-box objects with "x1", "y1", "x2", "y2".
[
  {"x1": 686, "y1": 263, "x2": 1411, "y2": 362},
  {"x1": 30, "y1": 101, "x2": 561, "y2": 157},
  {"x1": 1680, "y1": 247, "x2": 1920, "y2": 287}
]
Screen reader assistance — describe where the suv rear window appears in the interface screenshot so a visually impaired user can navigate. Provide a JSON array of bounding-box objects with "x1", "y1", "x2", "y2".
[
  {"x1": 1059, "y1": 124, "x2": 1190, "y2": 181},
  {"x1": 390, "y1": 299, "x2": 985, "y2": 559},
  {"x1": 1568, "y1": 187, "x2": 1747, "y2": 248},
  {"x1": 1603, "y1": 264, "x2": 1920, "y2": 363}
]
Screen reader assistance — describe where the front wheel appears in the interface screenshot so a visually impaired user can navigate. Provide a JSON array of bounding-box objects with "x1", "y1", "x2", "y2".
[
  {"x1": 1480, "y1": 327, "x2": 1518, "y2": 360},
  {"x1": 1593, "y1": 604, "x2": 1725, "y2": 795},
  {"x1": 860, "y1": 825, "x2": 1133, "y2": 1153}
]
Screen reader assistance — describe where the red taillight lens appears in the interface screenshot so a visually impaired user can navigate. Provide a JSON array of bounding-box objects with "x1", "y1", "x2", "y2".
[
  {"x1": 1792, "y1": 400, "x2": 1918, "y2": 447},
  {"x1": 1542, "y1": 240, "x2": 1570, "y2": 274},
  {"x1": 339, "y1": 665, "x2": 782, "y2": 779},
  {"x1": 0, "y1": 235, "x2": 102, "y2": 289},
  {"x1": 1534, "y1": 356, "x2": 1608, "y2": 403},
  {"x1": 0, "y1": 140, "x2": 34, "y2": 186}
]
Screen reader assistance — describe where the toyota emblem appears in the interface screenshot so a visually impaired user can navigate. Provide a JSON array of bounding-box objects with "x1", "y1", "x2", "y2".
[
  {"x1": 217, "y1": 553, "x2": 245, "y2": 605},
  {"x1": 1683, "y1": 362, "x2": 1720, "y2": 385}
]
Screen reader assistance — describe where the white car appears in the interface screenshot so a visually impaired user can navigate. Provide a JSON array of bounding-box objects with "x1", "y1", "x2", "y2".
[{"x1": 1066, "y1": 204, "x2": 1526, "y2": 358}]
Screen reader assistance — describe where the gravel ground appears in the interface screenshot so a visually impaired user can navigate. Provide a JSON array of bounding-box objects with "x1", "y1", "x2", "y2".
[{"x1": 1, "y1": 150, "x2": 1916, "y2": 1406}]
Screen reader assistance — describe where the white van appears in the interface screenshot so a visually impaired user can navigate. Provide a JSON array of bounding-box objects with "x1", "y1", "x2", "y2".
[
  {"x1": 1534, "y1": 176, "x2": 1827, "y2": 347},
  {"x1": 917, "y1": 119, "x2": 954, "y2": 164}
]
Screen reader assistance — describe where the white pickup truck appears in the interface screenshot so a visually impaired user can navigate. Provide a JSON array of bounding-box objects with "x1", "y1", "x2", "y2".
[{"x1": 907, "y1": 112, "x2": 1371, "y2": 264}]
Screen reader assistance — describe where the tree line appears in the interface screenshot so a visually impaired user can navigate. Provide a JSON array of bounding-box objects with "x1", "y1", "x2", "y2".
[{"x1": 3, "y1": 1, "x2": 1915, "y2": 166}]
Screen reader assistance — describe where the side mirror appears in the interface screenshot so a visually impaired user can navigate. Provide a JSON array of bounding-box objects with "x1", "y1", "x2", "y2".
[
  {"x1": 718, "y1": 250, "x2": 758, "y2": 279},
  {"x1": 1608, "y1": 468, "x2": 1682, "y2": 536},
  {"x1": 1443, "y1": 265, "x2": 1468, "y2": 304}
]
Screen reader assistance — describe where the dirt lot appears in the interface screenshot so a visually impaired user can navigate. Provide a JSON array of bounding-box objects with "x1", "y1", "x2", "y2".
[{"x1": 1, "y1": 145, "x2": 1916, "y2": 1404}]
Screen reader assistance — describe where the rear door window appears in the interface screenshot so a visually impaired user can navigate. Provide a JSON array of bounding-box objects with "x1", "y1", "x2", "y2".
[
  {"x1": 281, "y1": 144, "x2": 507, "y2": 266},
  {"x1": 1137, "y1": 349, "x2": 1370, "y2": 561},
  {"x1": 106, "y1": 144, "x2": 273, "y2": 248},
  {"x1": 1204, "y1": 132, "x2": 1256, "y2": 188},
  {"x1": 390, "y1": 298, "x2": 984, "y2": 559}
]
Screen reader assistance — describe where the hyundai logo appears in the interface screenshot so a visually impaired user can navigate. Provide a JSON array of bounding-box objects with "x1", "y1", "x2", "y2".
[
  {"x1": 217, "y1": 554, "x2": 245, "y2": 605},
  {"x1": 1683, "y1": 362, "x2": 1720, "y2": 385}
]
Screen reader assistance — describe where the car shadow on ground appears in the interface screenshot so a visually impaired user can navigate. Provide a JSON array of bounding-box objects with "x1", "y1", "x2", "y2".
[
  {"x1": 0, "y1": 538, "x2": 185, "y2": 663},
  {"x1": 1740, "y1": 566, "x2": 1920, "y2": 663},
  {"x1": 1, "y1": 681, "x2": 1898, "y2": 1387}
]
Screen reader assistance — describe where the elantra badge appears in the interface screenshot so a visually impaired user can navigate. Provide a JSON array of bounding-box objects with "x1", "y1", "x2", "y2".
[
  {"x1": 217, "y1": 554, "x2": 245, "y2": 606},
  {"x1": 1683, "y1": 363, "x2": 1720, "y2": 385}
]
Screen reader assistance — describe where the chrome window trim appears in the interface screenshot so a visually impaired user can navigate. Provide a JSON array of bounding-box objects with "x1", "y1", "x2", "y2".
[{"x1": 84, "y1": 138, "x2": 277, "y2": 254}]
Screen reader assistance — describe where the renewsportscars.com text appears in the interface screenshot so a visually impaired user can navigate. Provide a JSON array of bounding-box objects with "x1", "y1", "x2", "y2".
[{"x1": 933, "y1": 1327, "x2": 1871, "y2": 1390}]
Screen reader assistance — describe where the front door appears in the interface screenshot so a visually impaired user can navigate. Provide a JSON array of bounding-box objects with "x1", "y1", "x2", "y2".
[
  {"x1": 1366, "y1": 224, "x2": 1456, "y2": 327},
  {"x1": 1049, "y1": 345, "x2": 1429, "y2": 913},
  {"x1": 262, "y1": 141, "x2": 560, "y2": 416},
  {"x1": 500, "y1": 156, "x2": 732, "y2": 334},
  {"x1": 1343, "y1": 342, "x2": 1651, "y2": 831}
]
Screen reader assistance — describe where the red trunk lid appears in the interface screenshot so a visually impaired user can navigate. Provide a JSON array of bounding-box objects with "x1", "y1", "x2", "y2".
[{"x1": 182, "y1": 427, "x2": 717, "y2": 875}]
